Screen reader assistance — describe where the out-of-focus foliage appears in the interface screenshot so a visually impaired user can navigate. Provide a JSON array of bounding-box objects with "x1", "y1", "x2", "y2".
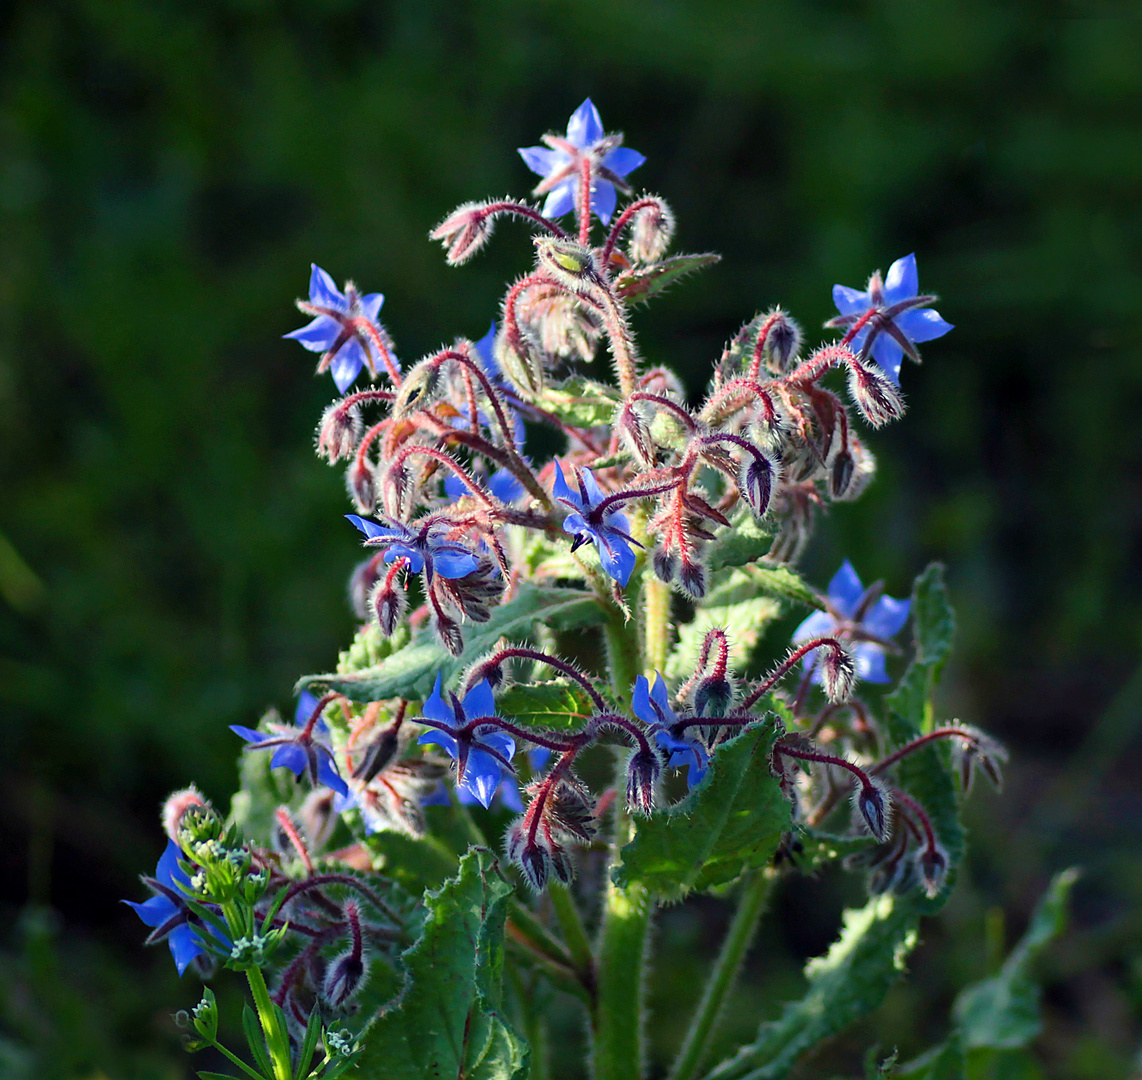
[{"x1": 1, "y1": 2, "x2": 1139, "y2": 1077}]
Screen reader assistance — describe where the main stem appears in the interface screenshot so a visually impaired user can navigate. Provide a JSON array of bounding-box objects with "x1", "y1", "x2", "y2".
[
  {"x1": 246, "y1": 966, "x2": 292, "y2": 1080},
  {"x1": 594, "y1": 604, "x2": 653, "y2": 1080},
  {"x1": 667, "y1": 871, "x2": 773, "y2": 1080},
  {"x1": 644, "y1": 576, "x2": 671, "y2": 674}
]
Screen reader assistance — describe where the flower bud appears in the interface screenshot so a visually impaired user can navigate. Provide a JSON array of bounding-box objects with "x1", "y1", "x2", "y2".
[
  {"x1": 918, "y1": 844, "x2": 949, "y2": 899},
  {"x1": 761, "y1": 309, "x2": 802, "y2": 373},
  {"x1": 619, "y1": 405, "x2": 657, "y2": 466},
  {"x1": 829, "y1": 448, "x2": 855, "y2": 500},
  {"x1": 369, "y1": 576, "x2": 407, "y2": 637},
  {"x1": 429, "y1": 200, "x2": 495, "y2": 265},
  {"x1": 693, "y1": 675, "x2": 734, "y2": 718},
  {"x1": 627, "y1": 197, "x2": 675, "y2": 264},
  {"x1": 679, "y1": 558, "x2": 706, "y2": 600},
  {"x1": 348, "y1": 554, "x2": 384, "y2": 620},
  {"x1": 298, "y1": 789, "x2": 338, "y2": 852},
  {"x1": 846, "y1": 355, "x2": 906, "y2": 427},
  {"x1": 163, "y1": 786, "x2": 210, "y2": 845},
  {"x1": 505, "y1": 820, "x2": 554, "y2": 891},
  {"x1": 820, "y1": 644, "x2": 856, "y2": 703},
  {"x1": 494, "y1": 330, "x2": 545, "y2": 397},
  {"x1": 353, "y1": 727, "x2": 401, "y2": 784},
  {"x1": 534, "y1": 238, "x2": 599, "y2": 288},
  {"x1": 433, "y1": 613, "x2": 464, "y2": 657},
  {"x1": 652, "y1": 546, "x2": 678, "y2": 585},
  {"x1": 323, "y1": 947, "x2": 367, "y2": 1009},
  {"x1": 346, "y1": 457, "x2": 376, "y2": 514},
  {"x1": 316, "y1": 400, "x2": 363, "y2": 462},
  {"x1": 393, "y1": 359, "x2": 444, "y2": 419},
  {"x1": 625, "y1": 748, "x2": 660, "y2": 816},
  {"x1": 739, "y1": 449, "x2": 776, "y2": 520},
  {"x1": 855, "y1": 781, "x2": 892, "y2": 843}
]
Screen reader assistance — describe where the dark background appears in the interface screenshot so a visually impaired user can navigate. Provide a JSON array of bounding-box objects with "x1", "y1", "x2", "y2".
[{"x1": 1, "y1": 2, "x2": 1140, "y2": 1077}]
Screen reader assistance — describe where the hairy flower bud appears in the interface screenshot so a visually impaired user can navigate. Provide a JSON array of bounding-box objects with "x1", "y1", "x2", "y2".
[
  {"x1": 855, "y1": 781, "x2": 893, "y2": 843},
  {"x1": 163, "y1": 786, "x2": 210, "y2": 845},
  {"x1": 627, "y1": 197, "x2": 676, "y2": 264},
  {"x1": 429, "y1": 200, "x2": 496, "y2": 265},
  {"x1": 625, "y1": 748, "x2": 660, "y2": 816},
  {"x1": 829, "y1": 448, "x2": 855, "y2": 500},
  {"x1": 393, "y1": 359, "x2": 445, "y2": 419},
  {"x1": 652, "y1": 546, "x2": 678, "y2": 585},
  {"x1": 369, "y1": 575, "x2": 407, "y2": 637},
  {"x1": 820, "y1": 643, "x2": 856, "y2": 703},
  {"x1": 346, "y1": 457, "x2": 376, "y2": 514},
  {"x1": 693, "y1": 675, "x2": 734, "y2": 718},
  {"x1": 316, "y1": 400, "x2": 363, "y2": 463},
  {"x1": 679, "y1": 558, "x2": 707, "y2": 600},
  {"x1": 739, "y1": 448, "x2": 776, "y2": 520},
  {"x1": 761, "y1": 309, "x2": 803, "y2": 373},
  {"x1": 323, "y1": 946, "x2": 367, "y2": 1009},
  {"x1": 918, "y1": 844, "x2": 949, "y2": 899},
  {"x1": 846, "y1": 354, "x2": 906, "y2": 427},
  {"x1": 505, "y1": 820, "x2": 556, "y2": 891}
]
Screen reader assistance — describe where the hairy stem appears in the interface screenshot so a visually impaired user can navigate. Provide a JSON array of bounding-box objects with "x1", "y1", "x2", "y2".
[
  {"x1": 246, "y1": 966, "x2": 292, "y2": 1080},
  {"x1": 667, "y1": 871, "x2": 773, "y2": 1080},
  {"x1": 644, "y1": 575, "x2": 671, "y2": 674}
]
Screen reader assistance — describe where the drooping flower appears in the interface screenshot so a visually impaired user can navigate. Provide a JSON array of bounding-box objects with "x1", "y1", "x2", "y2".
[
  {"x1": 416, "y1": 675, "x2": 516, "y2": 808},
  {"x1": 123, "y1": 841, "x2": 210, "y2": 976},
  {"x1": 230, "y1": 697, "x2": 349, "y2": 797},
  {"x1": 827, "y1": 254, "x2": 953, "y2": 386},
  {"x1": 285, "y1": 264, "x2": 396, "y2": 393},
  {"x1": 633, "y1": 672, "x2": 708, "y2": 789},
  {"x1": 553, "y1": 462, "x2": 639, "y2": 587},
  {"x1": 345, "y1": 515, "x2": 480, "y2": 581},
  {"x1": 519, "y1": 99, "x2": 645, "y2": 224},
  {"x1": 792, "y1": 560, "x2": 910, "y2": 685}
]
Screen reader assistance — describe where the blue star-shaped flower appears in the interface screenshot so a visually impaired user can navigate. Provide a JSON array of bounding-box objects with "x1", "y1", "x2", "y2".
[
  {"x1": 827, "y1": 254, "x2": 953, "y2": 386},
  {"x1": 519, "y1": 99, "x2": 646, "y2": 225},
  {"x1": 553, "y1": 462, "x2": 639, "y2": 587},
  {"x1": 416, "y1": 675, "x2": 516, "y2": 809},
  {"x1": 123, "y1": 841, "x2": 209, "y2": 976},
  {"x1": 230, "y1": 701, "x2": 349, "y2": 797},
  {"x1": 632, "y1": 672, "x2": 708, "y2": 789},
  {"x1": 345, "y1": 515, "x2": 480, "y2": 580},
  {"x1": 284, "y1": 264, "x2": 396, "y2": 393},
  {"x1": 792, "y1": 560, "x2": 911, "y2": 685}
]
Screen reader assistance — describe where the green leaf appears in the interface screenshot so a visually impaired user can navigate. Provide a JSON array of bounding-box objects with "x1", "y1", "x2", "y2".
[
  {"x1": 742, "y1": 564, "x2": 824, "y2": 610},
  {"x1": 539, "y1": 376, "x2": 622, "y2": 428},
  {"x1": 197, "y1": 1072, "x2": 244, "y2": 1080},
  {"x1": 705, "y1": 507, "x2": 774, "y2": 573},
  {"x1": 355, "y1": 848, "x2": 529, "y2": 1080},
  {"x1": 952, "y1": 870, "x2": 1078, "y2": 1050},
  {"x1": 881, "y1": 563, "x2": 964, "y2": 912},
  {"x1": 299, "y1": 583, "x2": 601, "y2": 703},
  {"x1": 614, "y1": 253, "x2": 721, "y2": 304},
  {"x1": 666, "y1": 570, "x2": 781, "y2": 682},
  {"x1": 614, "y1": 719, "x2": 791, "y2": 900},
  {"x1": 241, "y1": 1003, "x2": 274, "y2": 1077},
  {"x1": 496, "y1": 679, "x2": 595, "y2": 731},
  {"x1": 702, "y1": 894, "x2": 922, "y2": 1080},
  {"x1": 294, "y1": 1008, "x2": 323, "y2": 1080},
  {"x1": 894, "y1": 1034, "x2": 967, "y2": 1080}
]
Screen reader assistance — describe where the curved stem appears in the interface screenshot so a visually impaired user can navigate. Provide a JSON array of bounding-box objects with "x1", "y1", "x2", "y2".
[{"x1": 668, "y1": 871, "x2": 773, "y2": 1080}]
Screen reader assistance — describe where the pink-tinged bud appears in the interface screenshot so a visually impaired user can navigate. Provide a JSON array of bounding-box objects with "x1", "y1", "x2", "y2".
[
  {"x1": 494, "y1": 329, "x2": 545, "y2": 397},
  {"x1": 392, "y1": 359, "x2": 444, "y2": 419},
  {"x1": 323, "y1": 946, "x2": 367, "y2": 1008},
  {"x1": 162, "y1": 786, "x2": 209, "y2": 844},
  {"x1": 434, "y1": 614, "x2": 464, "y2": 657},
  {"x1": 625, "y1": 748, "x2": 660, "y2": 816},
  {"x1": 353, "y1": 727, "x2": 401, "y2": 784},
  {"x1": 429, "y1": 200, "x2": 496, "y2": 265},
  {"x1": 505, "y1": 820, "x2": 554, "y2": 891},
  {"x1": 369, "y1": 577, "x2": 407, "y2": 637},
  {"x1": 652, "y1": 547, "x2": 679, "y2": 585},
  {"x1": 679, "y1": 559, "x2": 706, "y2": 600},
  {"x1": 346, "y1": 457, "x2": 376, "y2": 514},
  {"x1": 739, "y1": 449, "x2": 776, "y2": 520},
  {"x1": 918, "y1": 844, "x2": 949, "y2": 899},
  {"x1": 627, "y1": 197, "x2": 676, "y2": 264},
  {"x1": 762, "y1": 309, "x2": 802, "y2": 374},
  {"x1": 619, "y1": 406, "x2": 657, "y2": 466},
  {"x1": 316, "y1": 401, "x2": 363, "y2": 463},
  {"x1": 298, "y1": 789, "x2": 338, "y2": 851},
  {"x1": 820, "y1": 644, "x2": 856, "y2": 703},
  {"x1": 846, "y1": 355, "x2": 906, "y2": 427},
  {"x1": 855, "y1": 781, "x2": 893, "y2": 843},
  {"x1": 952, "y1": 725, "x2": 1008, "y2": 794}
]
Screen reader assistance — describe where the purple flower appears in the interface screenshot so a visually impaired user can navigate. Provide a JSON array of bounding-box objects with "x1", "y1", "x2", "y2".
[
  {"x1": 553, "y1": 462, "x2": 639, "y2": 587},
  {"x1": 230, "y1": 708, "x2": 349, "y2": 797},
  {"x1": 792, "y1": 560, "x2": 910, "y2": 685},
  {"x1": 285, "y1": 264, "x2": 396, "y2": 393},
  {"x1": 416, "y1": 675, "x2": 516, "y2": 809},
  {"x1": 519, "y1": 99, "x2": 645, "y2": 225},
  {"x1": 444, "y1": 467, "x2": 524, "y2": 505},
  {"x1": 633, "y1": 673, "x2": 708, "y2": 789},
  {"x1": 346, "y1": 515, "x2": 480, "y2": 581},
  {"x1": 827, "y1": 254, "x2": 953, "y2": 386},
  {"x1": 123, "y1": 841, "x2": 209, "y2": 976}
]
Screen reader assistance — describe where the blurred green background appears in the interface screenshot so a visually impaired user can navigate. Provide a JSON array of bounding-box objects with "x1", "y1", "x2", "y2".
[{"x1": 1, "y1": 2, "x2": 1140, "y2": 1077}]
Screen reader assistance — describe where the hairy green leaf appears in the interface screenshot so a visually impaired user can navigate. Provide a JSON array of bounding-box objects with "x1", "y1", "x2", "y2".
[
  {"x1": 355, "y1": 848, "x2": 529, "y2": 1080},
  {"x1": 496, "y1": 678, "x2": 594, "y2": 732},
  {"x1": 614, "y1": 719, "x2": 790, "y2": 900},
  {"x1": 298, "y1": 584, "x2": 601, "y2": 703},
  {"x1": 614, "y1": 252, "x2": 721, "y2": 304},
  {"x1": 953, "y1": 869, "x2": 1078, "y2": 1050},
  {"x1": 705, "y1": 507, "x2": 774, "y2": 572},
  {"x1": 702, "y1": 894, "x2": 922, "y2": 1080}
]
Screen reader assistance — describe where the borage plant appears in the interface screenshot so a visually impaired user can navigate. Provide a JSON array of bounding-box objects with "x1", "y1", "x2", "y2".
[{"x1": 129, "y1": 99, "x2": 1073, "y2": 1080}]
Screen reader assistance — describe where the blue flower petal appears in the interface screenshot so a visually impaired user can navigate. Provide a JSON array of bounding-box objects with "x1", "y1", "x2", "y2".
[
  {"x1": 156, "y1": 839, "x2": 191, "y2": 888},
  {"x1": 168, "y1": 924, "x2": 205, "y2": 977},
  {"x1": 552, "y1": 461, "x2": 575, "y2": 503},
  {"x1": 360, "y1": 292, "x2": 385, "y2": 322},
  {"x1": 419, "y1": 728, "x2": 460, "y2": 756},
  {"x1": 420, "y1": 782, "x2": 451, "y2": 807},
  {"x1": 309, "y1": 264, "x2": 345, "y2": 309},
  {"x1": 631, "y1": 674, "x2": 652, "y2": 727},
  {"x1": 592, "y1": 180, "x2": 617, "y2": 224},
  {"x1": 271, "y1": 743, "x2": 308, "y2": 777},
  {"x1": 519, "y1": 145, "x2": 566, "y2": 176},
  {"x1": 828, "y1": 560, "x2": 865, "y2": 615},
  {"x1": 433, "y1": 550, "x2": 480, "y2": 579},
  {"x1": 123, "y1": 895, "x2": 175, "y2": 928},
  {"x1": 478, "y1": 729, "x2": 516, "y2": 762},
  {"x1": 562, "y1": 512, "x2": 589, "y2": 536},
  {"x1": 602, "y1": 146, "x2": 646, "y2": 178},
  {"x1": 422, "y1": 674, "x2": 455, "y2": 727},
  {"x1": 542, "y1": 183, "x2": 576, "y2": 220},
  {"x1": 869, "y1": 334, "x2": 905, "y2": 386},
  {"x1": 230, "y1": 724, "x2": 271, "y2": 746},
  {"x1": 792, "y1": 609, "x2": 834, "y2": 645},
  {"x1": 345, "y1": 514, "x2": 391, "y2": 540},
  {"x1": 331, "y1": 341, "x2": 366, "y2": 393},
  {"x1": 567, "y1": 98, "x2": 604, "y2": 148},
  {"x1": 461, "y1": 748, "x2": 504, "y2": 808},
  {"x1": 295, "y1": 691, "x2": 320, "y2": 727},
  {"x1": 488, "y1": 470, "x2": 524, "y2": 504},
  {"x1": 316, "y1": 749, "x2": 349, "y2": 797},
  {"x1": 854, "y1": 645, "x2": 890, "y2": 684},
  {"x1": 284, "y1": 314, "x2": 340, "y2": 352},
  {"x1": 864, "y1": 595, "x2": 911, "y2": 640},
  {"x1": 649, "y1": 673, "x2": 675, "y2": 721},
  {"x1": 883, "y1": 253, "x2": 918, "y2": 304},
  {"x1": 463, "y1": 680, "x2": 496, "y2": 724},
  {"x1": 895, "y1": 308, "x2": 954, "y2": 343},
  {"x1": 499, "y1": 780, "x2": 525, "y2": 813},
  {"x1": 597, "y1": 533, "x2": 636, "y2": 586},
  {"x1": 832, "y1": 284, "x2": 870, "y2": 317},
  {"x1": 579, "y1": 467, "x2": 606, "y2": 505}
]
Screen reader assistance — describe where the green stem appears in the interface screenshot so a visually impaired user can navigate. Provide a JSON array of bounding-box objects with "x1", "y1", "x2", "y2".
[
  {"x1": 667, "y1": 871, "x2": 773, "y2": 1080},
  {"x1": 644, "y1": 576, "x2": 671, "y2": 675},
  {"x1": 603, "y1": 606, "x2": 640, "y2": 704},
  {"x1": 549, "y1": 881, "x2": 595, "y2": 978},
  {"x1": 508, "y1": 962, "x2": 550, "y2": 1080},
  {"x1": 509, "y1": 900, "x2": 576, "y2": 970},
  {"x1": 246, "y1": 966, "x2": 293, "y2": 1080}
]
